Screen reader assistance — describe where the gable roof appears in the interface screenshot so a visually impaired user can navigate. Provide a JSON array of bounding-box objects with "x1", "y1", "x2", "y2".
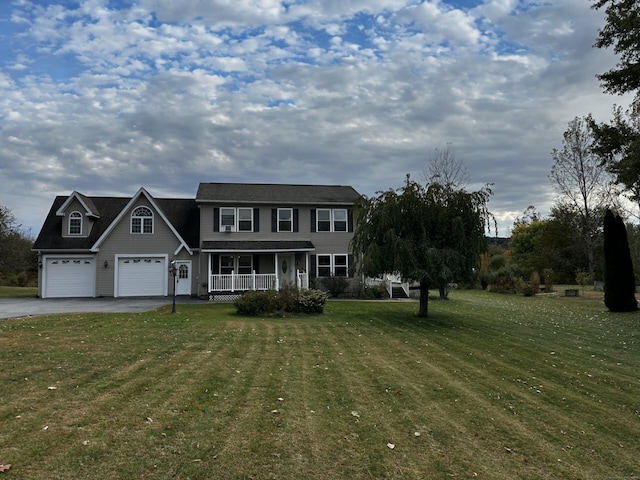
[
  {"x1": 196, "y1": 182, "x2": 361, "y2": 205},
  {"x1": 55, "y1": 191, "x2": 100, "y2": 218},
  {"x1": 34, "y1": 190, "x2": 199, "y2": 253},
  {"x1": 91, "y1": 187, "x2": 195, "y2": 255}
]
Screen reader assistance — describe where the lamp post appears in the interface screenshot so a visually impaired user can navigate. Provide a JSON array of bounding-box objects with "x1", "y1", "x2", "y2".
[{"x1": 169, "y1": 260, "x2": 177, "y2": 314}]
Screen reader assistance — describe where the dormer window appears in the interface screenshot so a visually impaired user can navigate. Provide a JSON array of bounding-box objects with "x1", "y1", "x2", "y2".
[
  {"x1": 131, "y1": 206, "x2": 153, "y2": 234},
  {"x1": 69, "y1": 211, "x2": 82, "y2": 235}
]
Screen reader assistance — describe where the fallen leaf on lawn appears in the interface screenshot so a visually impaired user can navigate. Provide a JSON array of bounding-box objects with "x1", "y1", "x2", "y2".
[
  {"x1": 387, "y1": 443, "x2": 395, "y2": 449},
  {"x1": 47, "y1": 386, "x2": 57, "y2": 390},
  {"x1": 0, "y1": 464, "x2": 11, "y2": 472},
  {"x1": 42, "y1": 426, "x2": 49, "y2": 431},
  {"x1": 271, "y1": 409, "x2": 280, "y2": 414},
  {"x1": 351, "y1": 411, "x2": 360, "y2": 418},
  {"x1": 278, "y1": 397, "x2": 284, "y2": 402}
]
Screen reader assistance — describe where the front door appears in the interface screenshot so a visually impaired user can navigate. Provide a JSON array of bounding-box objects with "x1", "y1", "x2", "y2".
[
  {"x1": 175, "y1": 261, "x2": 192, "y2": 296},
  {"x1": 279, "y1": 254, "x2": 296, "y2": 286}
]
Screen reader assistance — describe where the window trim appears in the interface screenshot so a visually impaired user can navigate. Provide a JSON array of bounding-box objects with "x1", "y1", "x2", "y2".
[
  {"x1": 333, "y1": 209, "x2": 348, "y2": 232},
  {"x1": 277, "y1": 208, "x2": 293, "y2": 232},
  {"x1": 316, "y1": 208, "x2": 348, "y2": 232},
  {"x1": 237, "y1": 208, "x2": 254, "y2": 232},
  {"x1": 316, "y1": 254, "x2": 349, "y2": 277},
  {"x1": 219, "y1": 254, "x2": 253, "y2": 275},
  {"x1": 220, "y1": 207, "x2": 236, "y2": 232},
  {"x1": 68, "y1": 211, "x2": 82, "y2": 236},
  {"x1": 131, "y1": 206, "x2": 154, "y2": 234},
  {"x1": 316, "y1": 208, "x2": 332, "y2": 232}
]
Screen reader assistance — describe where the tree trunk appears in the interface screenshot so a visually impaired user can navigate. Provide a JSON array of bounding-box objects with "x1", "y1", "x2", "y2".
[{"x1": 418, "y1": 281, "x2": 429, "y2": 317}]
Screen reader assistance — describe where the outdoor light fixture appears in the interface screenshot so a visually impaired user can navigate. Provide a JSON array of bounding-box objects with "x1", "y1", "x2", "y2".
[
  {"x1": 104, "y1": 260, "x2": 108, "y2": 268},
  {"x1": 169, "y1": 260, "x2": 177, "y2": 314}
]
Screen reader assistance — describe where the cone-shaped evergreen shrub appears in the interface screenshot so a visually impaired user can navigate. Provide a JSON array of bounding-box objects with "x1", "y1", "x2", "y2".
[{"x1": 603, "y1": 209, "x2": 637, "y2": 312}]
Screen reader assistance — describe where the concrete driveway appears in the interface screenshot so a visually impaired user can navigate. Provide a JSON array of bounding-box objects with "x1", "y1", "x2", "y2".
[{"x1": 0, "y1": 297, "x2": 203, "y2": 320}]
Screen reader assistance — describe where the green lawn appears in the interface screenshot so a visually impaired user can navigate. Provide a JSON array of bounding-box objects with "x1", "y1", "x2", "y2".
[
  {"x1": 0, "y1": 291, "x2": 638, "y2": 479},
  {"x1": 0, "y1": 286, "x2": 37, "y2": 298}
]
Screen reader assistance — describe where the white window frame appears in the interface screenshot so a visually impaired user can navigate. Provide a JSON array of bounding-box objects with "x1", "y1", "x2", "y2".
[
  {"x1": 278, "y1": 208, "x2": 293, "y2": 232},
  {"x1": 317, "y1": 209, "x2": 331, "y2": 232},
  {"x1": 131, "y1": 206, "x2": 154, "y2": 234},
  {"x1": 237, "y1": 254, "x2": 253, "y2": 274},
  {"x1": 333, "y1": 209, "x2": 348, "y2": 232},
  {"x1": 317, "y1": 254, "x2": 332, "y2": 277},
  {"x1": 219, "y1": 254, "x2": 253, "y2": 274},
  {"x1": 68, "y1": 211, "x2": 82, "y2": 235},
  {"x1": 316, "y1": 254, "x2": 349, "y2": 277},
  {"x1": 316, "y1": 208, "x2": 348, "y2": 232},
  {"x1": 220, "y1": 255, "x2": 235, "y2": 274},
  {"x1": 334, "y1": 254, "x2": 348, "y2": 276},
  {"x1": 237, "y1": 208, "x2": 253, "y2": 232},
  {"x1": 220, "y1": 207, "x2": 236, "y2": 232}
]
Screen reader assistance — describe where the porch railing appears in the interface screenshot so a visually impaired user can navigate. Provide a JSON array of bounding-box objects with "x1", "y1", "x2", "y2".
[
  {"x1": 297, "y1": 271, "x2": 309, "y2": 290},
  {"x1": 367, "y1": 273, "x2": 409, "y2": 298},
  {"x1": 209, "y1": 270, "x2": 309, "y2": 292},
  {"x1": 210, "y1": 271, "x2": 276, "y2": 292}
]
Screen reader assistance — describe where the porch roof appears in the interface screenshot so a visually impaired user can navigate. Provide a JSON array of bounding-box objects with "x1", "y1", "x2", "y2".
[{"x1": 201, "y1": 240, "x2": 315, "y2": 253}]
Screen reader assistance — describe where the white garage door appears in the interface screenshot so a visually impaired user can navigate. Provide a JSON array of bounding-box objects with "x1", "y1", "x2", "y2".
[
  {"x1": 44, "y1": 257, "x2": 96, "y2": 298},
  {"x1": 117, "y1": 257, "x2": 166, "y2": 297}
]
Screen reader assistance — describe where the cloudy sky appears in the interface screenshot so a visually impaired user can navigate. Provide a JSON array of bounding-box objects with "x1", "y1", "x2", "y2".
[{"x1": 0, "y1": 0, "x2": 629, "y2": 236}]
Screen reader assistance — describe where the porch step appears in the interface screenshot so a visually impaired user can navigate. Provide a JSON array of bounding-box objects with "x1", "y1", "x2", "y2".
[{"x1": 391, "y1": 286, "x2": 408, "y2": 299}]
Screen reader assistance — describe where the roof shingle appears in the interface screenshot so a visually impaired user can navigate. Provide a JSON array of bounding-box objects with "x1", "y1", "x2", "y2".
[{"x1": 196, "y1": 183, "x2": 360, "y2": 204}]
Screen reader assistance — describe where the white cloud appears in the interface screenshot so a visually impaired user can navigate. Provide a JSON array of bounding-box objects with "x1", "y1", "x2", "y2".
[{"x1": 0, "y1": 0, "x2": 630, "y2": 236}]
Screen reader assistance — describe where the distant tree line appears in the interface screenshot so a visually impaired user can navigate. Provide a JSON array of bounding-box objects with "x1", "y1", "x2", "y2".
[{"x1": 0, "y1": 205, "x2": 37, "y2": 286}]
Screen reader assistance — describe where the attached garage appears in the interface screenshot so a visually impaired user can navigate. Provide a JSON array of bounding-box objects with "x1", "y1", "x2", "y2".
[
  {"x1": 116, "y1": 255, "x2": 167, "y2": 297},
  {"x1": 43, "y1": 256, "x2": 96, "y2": 298}
]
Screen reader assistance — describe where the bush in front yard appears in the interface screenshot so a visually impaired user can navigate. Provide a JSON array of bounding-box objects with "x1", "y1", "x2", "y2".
[
  {"x1": 322, "y1": 275, "x2": 350, "y2": 297},
  {"x1": 234, "y1": 288, "x2": 327, "y2": 316},
  {"x1": 298, "y1": 289, "x2": 328, "y2": 314},
  {"x1": 234, "y1": 290, "x2": 278, "y2": 316}
]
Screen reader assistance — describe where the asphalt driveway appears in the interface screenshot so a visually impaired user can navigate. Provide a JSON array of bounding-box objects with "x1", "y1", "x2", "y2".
[{"x1": 0, "y1": 297, "x2": 203, "y2": 320}]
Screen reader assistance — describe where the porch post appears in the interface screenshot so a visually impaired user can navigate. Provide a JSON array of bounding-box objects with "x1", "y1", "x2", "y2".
[
  {"x1": 208, "y1": 253, "x2": 212, "y2": 293},
  {"x1": 231, "y1": 269, "x2": 235, "y2": 292},
  {"x1": 252, "y1": 270, "x2": 256, "y2": 291},
  {"x1": 275, "y1": 253, "x2": 279, "y2": 291}
]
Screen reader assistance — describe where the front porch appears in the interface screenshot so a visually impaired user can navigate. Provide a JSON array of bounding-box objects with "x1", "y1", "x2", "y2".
[{"x1": 202, "y1": 240, "x2": 315, "y2": 295}]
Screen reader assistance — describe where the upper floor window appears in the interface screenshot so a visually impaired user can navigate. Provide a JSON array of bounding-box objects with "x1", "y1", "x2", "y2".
[
  {"x1": 333, "y1": 209, "x2": 347, "y2": 232},
  {"x1": 278, "y1": 208, "x2": 293, "y2": 232},
  {"x1": 316, "y1": 208, "x2": 348, "y2": 232},
  {"x1": 68, "y1": 211, "x2": 82, "y2": 235},
  {"x1": 220, "y1": 208, "x2": 235, "y2": 232},
  {"x1": 217, "y1": 207, "x2": 254, "y2": 232},
  {"x1": 131, "y1": 206, "x2": 153, "y2": 234},
  {"x1": 317, "y1": 209, "x2": 331, "y2": 232},
  {"x1": 238, "y1": 208, "x2": 253, "y2": 232}
]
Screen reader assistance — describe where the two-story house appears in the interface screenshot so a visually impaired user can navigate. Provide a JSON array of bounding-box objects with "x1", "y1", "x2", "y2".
[{"x1": 32, "y1": 182, "x2": 361, "y2": 299}]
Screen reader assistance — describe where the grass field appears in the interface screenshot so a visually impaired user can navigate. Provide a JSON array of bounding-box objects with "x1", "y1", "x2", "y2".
[
  {"x1": 0, "y1": 286, "x2": 37, "y2": 298},
  {"x1": 0, "y1": 290, "x2": 638, "y2": 479}
]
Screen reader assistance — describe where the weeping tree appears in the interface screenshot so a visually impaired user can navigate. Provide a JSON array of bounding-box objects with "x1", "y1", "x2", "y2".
[
  {"x1": 603, "y1": 209, "x2": 637, "y2": 312},
  {"x1": 351, "y1": 175, "x2": 493, "y2": 317}
]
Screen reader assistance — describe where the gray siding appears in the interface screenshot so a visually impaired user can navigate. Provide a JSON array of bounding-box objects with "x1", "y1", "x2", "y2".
[
  {"x1": 200, "y1": 204, "x2": 354, "y2": 254},
  {"x1": 60, "y1": 198, "x2": 96, "y2": 238},
  {"x1": 199, "y1": 203, "x2": 356, "y2": 283},
  {"x1": 96, "y1": 198, "x2": 193, "y2": 296}
]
